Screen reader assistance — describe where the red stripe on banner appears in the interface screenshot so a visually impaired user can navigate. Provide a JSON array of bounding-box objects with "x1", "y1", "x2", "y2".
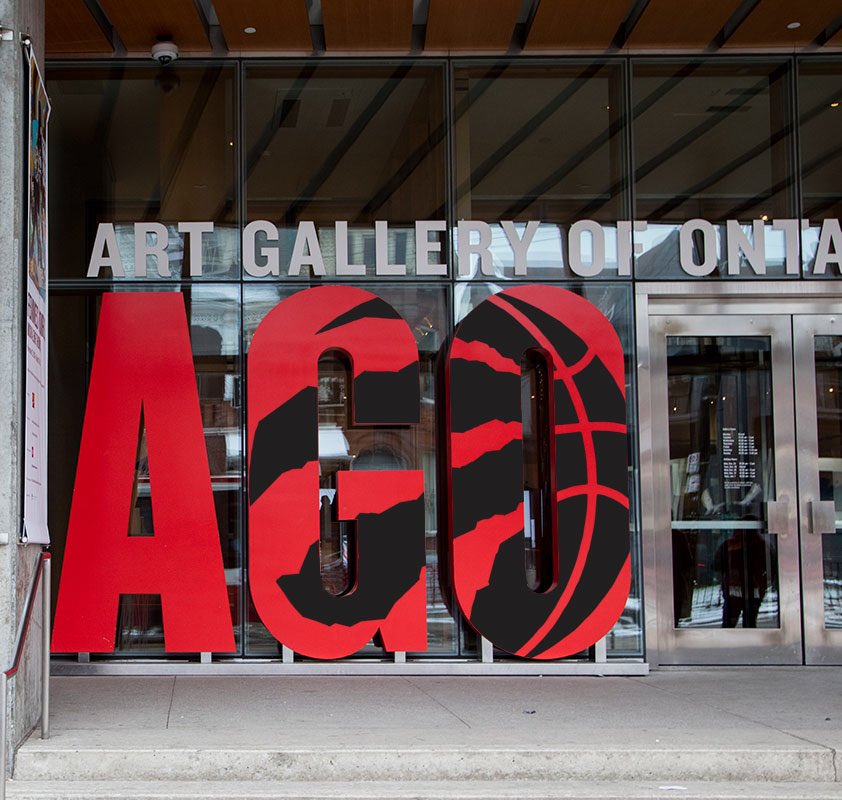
[
  {"x1": 451, "y1": 420, "x2": 522, "y2": 469},
  {"x1": 453, "y1": 505, "x2": 525, "y2": 618},
  {"x1": 450, "y1": 338, "x2": 521, "y2": 375},
  {"x1": 555, "y1": 421, "x2": 626, "y2": 436},
  {"x1": 337, "y1": 470, "x2": 424, "y2": 519}
]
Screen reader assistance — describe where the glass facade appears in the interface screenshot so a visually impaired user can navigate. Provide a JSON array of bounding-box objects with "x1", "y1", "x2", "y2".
[{"x1": 47, "y1": 56, "x2": 842, "y2": 662}]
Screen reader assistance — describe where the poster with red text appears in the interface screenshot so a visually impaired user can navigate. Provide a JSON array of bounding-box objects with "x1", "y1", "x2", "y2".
[{"x1": 22, "y1": 50, "x2": 50, "y2": 544}]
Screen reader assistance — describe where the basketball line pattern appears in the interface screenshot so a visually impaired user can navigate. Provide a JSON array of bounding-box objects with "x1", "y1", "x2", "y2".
[
  {"x1": 489, "y1": 292, "x2": 600, "y2": 657},
  {"x1": 448, "y1": 286, "x2": 630, "y2": 660}
]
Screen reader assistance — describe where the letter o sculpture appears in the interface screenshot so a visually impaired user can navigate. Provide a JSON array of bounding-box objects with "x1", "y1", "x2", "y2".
[{"x1": 446, "y1": 285, "x2": 631, "y2": 659}]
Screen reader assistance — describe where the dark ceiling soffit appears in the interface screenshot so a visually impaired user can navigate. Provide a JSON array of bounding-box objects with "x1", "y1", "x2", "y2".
[
  {"x1": 708, "y1": 0, "x2": 761, "y2": 51},
  {"x1": 610, "y1": 0, "x2": 651, "y2": 50},
  {"x1": 81, "y1": 0, "x2": 125, "y2": 56},
  {"x1": 194, "y1": 0, "x2": 228, "y2": 55}
]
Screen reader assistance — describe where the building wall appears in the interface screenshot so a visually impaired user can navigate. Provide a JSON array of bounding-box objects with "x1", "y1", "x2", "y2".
[{"x1": 0, "y1": 0, "x2": 46, "y2": 770}]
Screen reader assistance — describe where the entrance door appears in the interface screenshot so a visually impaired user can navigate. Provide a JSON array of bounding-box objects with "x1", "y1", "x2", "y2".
[
  {"x1": 649, "y1": 313, "x2": 801, "y2": 664},
  {"x1": 794, "y1": 316, "x2": 842, "y2": 664},
  {"x1": 648, "y1": 309, "x2": 842, "y2": 665}
]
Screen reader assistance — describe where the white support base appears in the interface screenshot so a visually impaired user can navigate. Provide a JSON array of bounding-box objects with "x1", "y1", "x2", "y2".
[{"x1": 51, "y1": 659, "x2": 648, "y2": 677}]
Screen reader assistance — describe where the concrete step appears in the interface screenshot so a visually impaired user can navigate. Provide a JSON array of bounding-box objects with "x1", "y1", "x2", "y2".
[
  {"x1": 12, "y1": 745, "x2": 839, "y2": 784},
  {"x1": 4, "y1": 781, "x2": 842, "y2": 800}
]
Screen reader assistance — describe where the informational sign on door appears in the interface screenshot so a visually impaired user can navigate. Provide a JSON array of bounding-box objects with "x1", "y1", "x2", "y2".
[
  {"x1": 22, "y1": 49, "x2": 51, "y2": 545},
  {"x1": 721, "y1": 426, "x2": 759, "y2": 492}
]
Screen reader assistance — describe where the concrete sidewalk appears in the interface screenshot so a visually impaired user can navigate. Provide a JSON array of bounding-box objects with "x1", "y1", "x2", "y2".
[{"x1": 8, "y1": 668, "x2": 842, "y2": 797}]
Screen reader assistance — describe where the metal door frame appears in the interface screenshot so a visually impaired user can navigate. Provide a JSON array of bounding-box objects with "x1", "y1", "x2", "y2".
[{"x1": 637, "y1": 281, "x2": 842, "y2": 666}]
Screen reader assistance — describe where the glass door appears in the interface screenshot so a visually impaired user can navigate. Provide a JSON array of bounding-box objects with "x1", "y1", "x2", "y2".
[
  {"x1": 649, "y1": 314, "x2": 801, "y2": 665},
  {"x1": 794, "y1": 316, "x2": 842, "y2": 664}
]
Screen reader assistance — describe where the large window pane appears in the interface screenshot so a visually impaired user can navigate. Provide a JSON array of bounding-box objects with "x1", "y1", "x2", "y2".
[
  {"x1": 798, "y1": 60, "x2": 842, "y2": 278},
  {"x1": 633, "y1": 61, "x2": 796, "y2": 279},
  {"x1": 452, "y1": 63, "x2": 627, "y2": 280},
  {"x1": 48, "y1": 64, "x2": 239, "y2": 281},
  {"x1": 244, "y1": 64, "x2": 446, "y2": 280}
]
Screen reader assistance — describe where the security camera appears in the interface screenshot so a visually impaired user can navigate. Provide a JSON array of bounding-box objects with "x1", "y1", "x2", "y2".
[{"x1": 151, "y1": 41, "x2": 179, "y2": 65}]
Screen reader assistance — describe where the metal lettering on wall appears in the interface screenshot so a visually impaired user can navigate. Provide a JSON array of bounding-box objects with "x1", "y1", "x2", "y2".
[
  {"x1": 51, "y1": 287, "x2": 630, "y2": 660},
  {"x1": 84, "y1": 218, "x2": 842, "y2": 279}
]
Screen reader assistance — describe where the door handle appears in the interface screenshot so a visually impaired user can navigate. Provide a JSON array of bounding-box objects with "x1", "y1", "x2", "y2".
[
  {"x1": 809, "y1": 500, "x2": 837, "y2": 535},
  {"x1": 766, "y1": 498, "x2": 789, "y2": 536}
]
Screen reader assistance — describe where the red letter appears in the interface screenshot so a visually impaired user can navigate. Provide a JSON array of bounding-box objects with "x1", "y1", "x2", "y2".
[
  {"x1": 52, "y1": 293, "x2": 235, "y2": 653},
  {"x1": 248, "y1": 286, "x2": 426, "y2": 659},
  {"x1": 446, "y1": 286, "x2": 630, "y2": 659}
]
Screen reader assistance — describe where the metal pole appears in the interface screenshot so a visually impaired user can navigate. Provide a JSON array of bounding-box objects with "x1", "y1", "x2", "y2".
[
  {"x1": 40, "y1": 556, "x2": 50, "y2": 740},
  {"x1": 1, "y1": 671, "x2": 8, "y2": 800}
]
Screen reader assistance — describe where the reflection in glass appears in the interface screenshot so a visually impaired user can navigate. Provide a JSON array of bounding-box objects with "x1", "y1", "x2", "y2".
[
  {"x1": 799, "y1": 61, "x2": 842, "y2": 278},
  {"x1": 814, "y1": 336, "x2": 842, "y2": 628},
  {"x1": 633, "y1": 62, "x2": 795, "y2": 279},
  {"x1": 452, "y1": 63, "x2": 626, "y2": 280},
  {"x1": 521, "y1": 351, "x2": 554, "y2": 593},
  {"x1": 798, "y1": 62, "x2": 842, "y2": 224},
  {"x1": 244, "y1": 65, "x2": 445, "y2": 279},
  {"x1": 667, "y1": 336, "x2": 780, "y2": 628},
  {"x1": 48, "y1": 64, "x2": 239, "y2": 281}
]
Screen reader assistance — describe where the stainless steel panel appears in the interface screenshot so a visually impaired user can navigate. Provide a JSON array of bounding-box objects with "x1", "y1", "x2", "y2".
[
  {"x1": 809, "y1": 500, "x2": 837, "y2": 536},
  {"x1": 766, "y1": 499, "x2": 790, "y2": 536},
  {"x1": 636, "y1": 290, "x2": 662, "y2": 667}
]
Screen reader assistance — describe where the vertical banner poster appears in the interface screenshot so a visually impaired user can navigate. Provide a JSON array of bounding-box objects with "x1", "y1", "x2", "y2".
[{"x1": 22, "y1": 50, "x2": 51, "y2": 544}]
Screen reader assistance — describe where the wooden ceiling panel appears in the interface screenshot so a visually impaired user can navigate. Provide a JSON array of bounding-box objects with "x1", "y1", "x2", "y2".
[
  {"x1": 627, "y1": 0, "x2": 741, "y2": 49},
  {"x1": 98, "y1": 0, "x2": 209, "y2": 52},
  {"x1": 725, "y1": 0, "x2": 837, "y2": 48},
  {"x1": 426, "y1": 0, "x2": 521, "y2": 51},
  {"x1": 322, "y1": 0, "x2": 412, "y2": 50},
  {"x1": 46, "y1": 0, "x2": 112, "y2": 54},
  {"x1": 214, "y1": 0, "x2": 312, "y2": 51},
  {"x1": 526, "y1": 0, "x2": 627, "y2": 50}
]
